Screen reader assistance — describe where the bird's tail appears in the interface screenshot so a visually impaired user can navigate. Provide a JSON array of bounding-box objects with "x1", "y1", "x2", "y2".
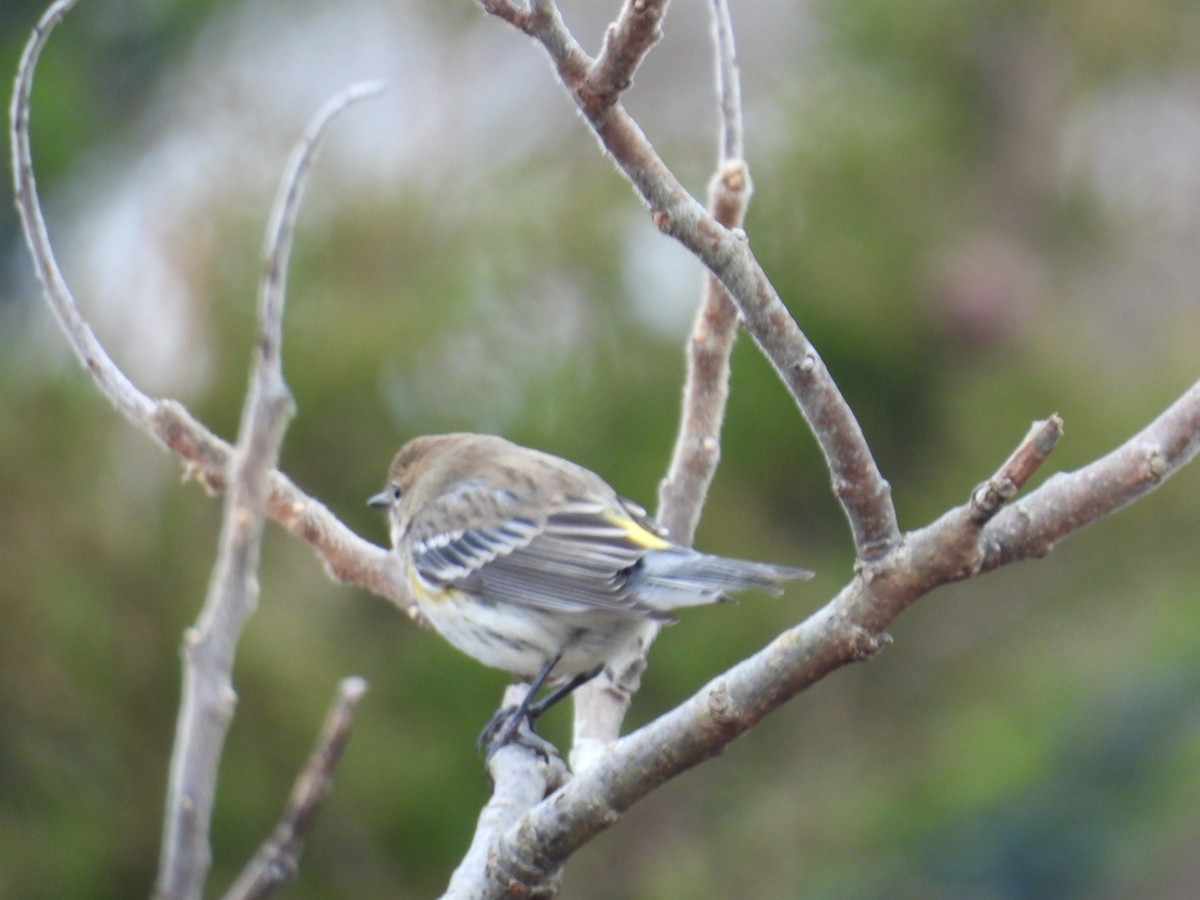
[{"x1": 635, "y1": 548, "x2": 813, "y2": 611}]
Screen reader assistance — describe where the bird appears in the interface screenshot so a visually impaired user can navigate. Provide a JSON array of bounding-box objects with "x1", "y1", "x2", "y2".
[{"x1": 368, "y1": 432, "x2": 811, "y2": 753}]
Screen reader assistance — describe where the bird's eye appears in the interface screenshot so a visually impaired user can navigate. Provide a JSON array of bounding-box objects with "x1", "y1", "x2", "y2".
[{"x1": 391, "y1": 484, "x2": 403, "y2": 501}]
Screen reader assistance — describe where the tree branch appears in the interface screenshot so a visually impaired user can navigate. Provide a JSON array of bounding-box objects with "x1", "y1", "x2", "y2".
[
  {"x1": 970, "y1": 415, "x2": 1063, "y2": 522},
  {"x1": 980, "y1": 382, "x2": 1200, "y2": 570},
  {"x1": 15, "y1": 1, "x2": 1200, "y2": 897},
  {"x1": 444, "y1": 685, "x2": 570, "y2": 900},
  {"x1": 482, "y1": 385, "x2": 1199, "y2": 892},
  {"x1": 572, "y1": 0, "x2": 756, "y2": 774},
  {"x1": 223, "y1": 677, "x2": 369, "y2": 900},
  {"x1": 480, "y1": 0, "x2": 899, "y2": 561},
  {"x1": 657, "y1": 0, "x2": 752, "y2": 547},
  {"x1": 10, "y1": 0, "x2": 154, "y2": 426},
  {"x1": 584, "y1": 0, "x2": 669, "y2": 116},
  {"x1": 154, "y1": 78, "x2": 379, "y2": 900},
  {"x1": 9, "y1": 5, "x2": 408, "y2": 616}
]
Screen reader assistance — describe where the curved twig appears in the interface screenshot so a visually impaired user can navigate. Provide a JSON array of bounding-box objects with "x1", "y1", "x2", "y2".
[
  {"x1": 11, "y1": 0, "x2": 154, "y2": 426},
  {"x1": 154, "y1": 77, "x2": 381, "y2": 900},
  {"x1": 9, "y1": 3, "x2": 408, "y2": 615},
  {"x1": 484, "y1": 0, "x2": 899, "y2": 561}
]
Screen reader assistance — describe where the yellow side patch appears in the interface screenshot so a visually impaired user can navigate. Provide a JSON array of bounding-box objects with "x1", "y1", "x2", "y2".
[{"x1": 407, "y1": 558, "x2": 452, "y2": 602}]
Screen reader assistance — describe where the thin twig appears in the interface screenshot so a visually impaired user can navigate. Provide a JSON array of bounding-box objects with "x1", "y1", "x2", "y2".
[
  {"x1": 572, "y1": 0, "x2": 756, "y2": 773},
  {"x1": 223, "y1": 677, "x2": 369, "y2": 900},
  {"x1": 9, "y1": 13, "x2": 407, "y2": 613},
  {"x1": 657, "y1": 0, "x2": 752, "y2": 547},
  {"x1": 970, "y1": 414, "x2": 1064, "y2": 522},
  {"x1": 10, "y1": 0, "x2": 153, "y2": 426},
  {"x1": 153, "y1": 82, "x2": 381, "y2": 900},
  {"x1": 710, "y1": 0, "x2": 743, "y2": 161},
  {"x1": 981, "y1": 382, "x2": 1200, "y2": 570},
  {"x1": 584, "y1": 0, "x2": 670, "y2": 116},
  {"x1": 155, "y1": 400, "x2": 409, "y2": 607},
  {"x1": 479, "y1": 0, "x2": 899, "y2": 561},
  {"x1": 260, "y1": 81, "x2": 386, "y2": 359}
]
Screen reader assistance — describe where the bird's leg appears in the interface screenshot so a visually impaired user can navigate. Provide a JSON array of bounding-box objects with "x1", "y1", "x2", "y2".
[
  {"x1": 478, "y1": 659, "x2": 606, "y2": 758},
  {"x1": 527, "y1": 663, "x2": 604, "y2": 718},
  {"x1": 478, "y1": 654, "x2": 562, "y2": 756}
]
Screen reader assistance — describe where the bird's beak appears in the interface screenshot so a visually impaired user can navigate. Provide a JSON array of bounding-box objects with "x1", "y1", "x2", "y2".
[{"x1": 367, "y1": 490, "x2": 391, "y2": 509}]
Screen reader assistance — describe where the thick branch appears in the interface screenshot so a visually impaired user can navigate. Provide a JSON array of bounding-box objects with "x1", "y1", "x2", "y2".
[
  {"x1": 981, "y1": 382, "x2": 1200, "y2": 570},
  {"x1": 444, "y1": 686, "x2": 569, "y2": 900},
  {"x1": 486, "y1": 383, "x2": 1200, "y2": 891}
]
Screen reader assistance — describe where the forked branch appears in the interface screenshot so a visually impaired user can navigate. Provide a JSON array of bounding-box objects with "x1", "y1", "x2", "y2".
[
  {"x1": 480, "y1": 0, "x2": 899, "y2": 561},
  {"x1": 154, "y1": 77, "x2": 381, "y2": 900},
  {"x1": 10, "y1": 0, "x2": 410, "y2": 616}
]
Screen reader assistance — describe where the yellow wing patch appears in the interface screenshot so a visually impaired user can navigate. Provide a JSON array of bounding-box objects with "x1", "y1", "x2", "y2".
[{"x1": 603, "y1": 510, "x2": 673, "y2": 550}]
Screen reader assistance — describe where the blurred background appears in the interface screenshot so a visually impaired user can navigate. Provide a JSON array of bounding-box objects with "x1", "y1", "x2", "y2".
[{"x1": 2, "y1": 0, "x2": 1199, "y2": 896}]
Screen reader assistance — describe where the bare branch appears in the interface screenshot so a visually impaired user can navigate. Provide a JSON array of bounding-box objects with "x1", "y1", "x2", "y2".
[
  {"x1": 9, "y1": 11, "x2": 407, "y2": 614},
  {"x1": 10, "y1": 0, "x2": 153, "y2": 426},
  {"x1": 444, "y1": 686, "x2": 569, "y2": 900},
  {"x1": 657, "y1": 0, "x2": 753, "y2": 547},
  {"x1": 223, "y1": 677, "x2": 369, "y2": 900},
  {"x1": 981, "y1": 381, "x2": 1200, "y2": 570},
  {"x1": 478, "y1": 0, "x2": 535, "y2": 32},
  {"x1": 970, "y1": 414, "x2": 1063, "y2": 522},
  {"x1": 156, "y1": 78, "x2": 376, "y2": 900},
  {"x1": 710, "y1": 0, "x2": 743, "y2": 161},
  {"x1": 154, "y1": 401, "x2": 409, "y2": 607},
  {"x1": 260, "y1": 81, "x2": 386, "y2": 358},
  {"x1": 573, "y1": 0, "x2": 755, "y2": 774},
  {"x1": 484, "y1": 385, "x2": 1200, "y2": 890},
  {"x1": 585, "y1": 0, "x2": 669, "y2": 116},
  {"x1": 479, "y1": 0, "x2": 899, "y2": 561}
]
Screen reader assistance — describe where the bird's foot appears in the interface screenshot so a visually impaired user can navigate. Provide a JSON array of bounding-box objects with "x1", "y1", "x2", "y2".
[{"x1": 478, "y1": 705, "x2": 558, "y2": 762}]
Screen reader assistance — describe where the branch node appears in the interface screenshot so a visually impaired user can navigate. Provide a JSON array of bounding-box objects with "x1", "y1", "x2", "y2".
[
  {"x1": 1146, "y1": 449, "x2": 1169, "y2": 479},
  {"x1": 718, "y1": 158, "x2": 749, "y2": 193},
  {"x1": 478, "y1": 0, "x2": 535, "y2": 32},
  {"x1": 850, "y1": 626, "x2": 891, "y2": 661},
  {"x1": 969, "y1": 415, "x2": 1064, "y2": 524},
  {"x1": 790, "y1": 351, "x2": 819, "y2": 377},
  {"x1": 705, "y1": 679, "x2": 736, "y2": 729}
]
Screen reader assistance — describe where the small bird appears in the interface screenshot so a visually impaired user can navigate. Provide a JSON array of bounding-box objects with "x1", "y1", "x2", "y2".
[{"x1": 369, "y1": 433, "x2": 811, "y2": 753}]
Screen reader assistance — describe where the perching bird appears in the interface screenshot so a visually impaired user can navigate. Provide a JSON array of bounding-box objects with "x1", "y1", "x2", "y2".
[{"x1": 369, "y1": 433, "x2": 811, "y2": 752}]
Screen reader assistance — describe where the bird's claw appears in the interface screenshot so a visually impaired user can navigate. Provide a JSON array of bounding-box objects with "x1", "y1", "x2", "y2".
[{"x1": 478, "y1": 705, "x2": 558, "y2": 762}]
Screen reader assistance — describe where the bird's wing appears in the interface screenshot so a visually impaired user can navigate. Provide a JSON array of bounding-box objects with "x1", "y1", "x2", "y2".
[{"x1": 408, "y1": 489, "x2": 675, "y2": 619}]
